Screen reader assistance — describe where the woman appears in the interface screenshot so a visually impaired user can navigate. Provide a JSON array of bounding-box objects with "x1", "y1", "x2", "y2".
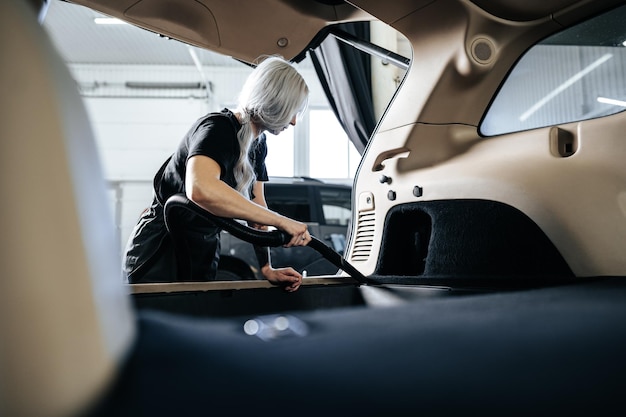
[{"x1": 124, "y1": 56, "x2": 310, "y2": 292}]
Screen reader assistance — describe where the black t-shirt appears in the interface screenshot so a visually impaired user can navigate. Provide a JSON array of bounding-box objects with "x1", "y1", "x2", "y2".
[
  {"x1": 124, "y1": 109, "x2": 269, "y2": 282},
  {"x1": 157, "y1": 108, "x2": 268, "y2": 204}
]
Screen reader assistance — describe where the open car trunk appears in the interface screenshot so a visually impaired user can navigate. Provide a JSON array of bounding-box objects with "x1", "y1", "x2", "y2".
[
  {"x1": 123, "y1": 0, "x2": 626, "y2": 317},
  {"x1": 3, "y1": 1, "x2": 626, "y2": 416}
]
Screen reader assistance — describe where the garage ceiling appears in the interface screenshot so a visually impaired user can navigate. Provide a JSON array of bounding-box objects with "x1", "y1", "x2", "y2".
[
  {"x1": 42, "y1": 0, "x2": 409, "y2": 71},
  {"x1": 43, "y1": 0, "x2": 238, "y2": 67}
]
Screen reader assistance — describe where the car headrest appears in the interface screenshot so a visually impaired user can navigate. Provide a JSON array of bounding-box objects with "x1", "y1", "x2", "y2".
[{"x1": 0, "y1": 1, "x2": 136, "y2": 416}]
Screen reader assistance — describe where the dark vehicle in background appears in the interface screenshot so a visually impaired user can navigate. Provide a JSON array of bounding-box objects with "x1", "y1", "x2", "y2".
[{"x1": 217, "y1": 177, "x2": 351, "y2": 280}]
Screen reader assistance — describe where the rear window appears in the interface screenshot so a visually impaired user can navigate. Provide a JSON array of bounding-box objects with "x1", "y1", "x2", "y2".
[
  {"x1": 265, "y1": 185, "x2": 312, "y2": 223},
  {"x1": 319, "y1": 186, "x2": 352, "y2": 226},
  {"x1": 480, "y1": 5, "x2": 626, "y2": 136}
]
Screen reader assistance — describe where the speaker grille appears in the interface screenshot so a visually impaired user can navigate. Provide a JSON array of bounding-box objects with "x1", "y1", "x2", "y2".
[{"x1": 471, "y1": 37, "x2": 494, "y2": 64}]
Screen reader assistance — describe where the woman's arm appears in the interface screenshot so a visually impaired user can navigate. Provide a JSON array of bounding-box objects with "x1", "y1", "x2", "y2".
[
  {"x1": 249, "y1": 180, "x2": 271, "y2": 269},
  {"x1": 187, "y1": 155, "x2": 304, "y2": 291},
  {"x1": 249, "y1": 181, "x2": 303, "y2": 291},
  {"x1": 249, "y1": 180, "x2": 268, "y2": 228},
  {"x1": 185, "y1": 155, "x2": 310, "y2": 247}
]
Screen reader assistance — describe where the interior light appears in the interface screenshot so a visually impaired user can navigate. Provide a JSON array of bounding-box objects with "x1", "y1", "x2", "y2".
[
  {"x1": 597, "y1": 97, "x2": 626, "y2": 107},
  {"x1": 622, "y1": 40, "x2": 626, "y2": 47},
  {"x1": 94, "y1": 17, "x2": 127, "y2": 25}
]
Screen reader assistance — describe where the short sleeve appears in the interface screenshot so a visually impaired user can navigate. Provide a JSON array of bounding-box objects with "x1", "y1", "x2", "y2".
[{"x1": 187, "y1": 116, "x2": 239, "y2": 185}]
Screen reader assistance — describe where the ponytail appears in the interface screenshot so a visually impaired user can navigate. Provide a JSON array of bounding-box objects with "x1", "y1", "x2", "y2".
[{"x1": 233, "y1": 56, "x2": 309, "y2": 198}]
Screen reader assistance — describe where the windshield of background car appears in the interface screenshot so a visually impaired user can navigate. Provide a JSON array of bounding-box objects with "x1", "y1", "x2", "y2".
[
  {"x1": 480, "y1": 5, "x2": 626, "y2": 136},
  {"x1": 265, "y1": 185, "x2": 312, "y2": 223},
  {"x1": 319, "y1": 186, "x2": 352, "y2": 226}
]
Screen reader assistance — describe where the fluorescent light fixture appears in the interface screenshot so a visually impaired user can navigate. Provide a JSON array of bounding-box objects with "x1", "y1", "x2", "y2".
[
  {"x1": 597, "y1": 97, "x2": 626, "y2": 107},
  {"x1": 519, "y1": 53, "x2": 613, "y2": 122},
  {"x1": 125, "y1": 82, "x2": 204, "y2": 89},
  {"x1": 94, "y1": 17, "x2": 127, "y2": 25}
]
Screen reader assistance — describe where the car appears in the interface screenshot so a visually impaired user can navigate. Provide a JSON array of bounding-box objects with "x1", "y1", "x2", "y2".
[
  {"x1": 217, "y1": 177, "x2": 352, "y2": 280},
  {"x1": 3, "y1": 0, "x2": 626, "y2": 417}
]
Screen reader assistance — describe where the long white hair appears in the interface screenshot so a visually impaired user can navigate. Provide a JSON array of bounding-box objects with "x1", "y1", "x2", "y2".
[{"x1": 234, "y1": 56, "x2": 309, "y2": 198}]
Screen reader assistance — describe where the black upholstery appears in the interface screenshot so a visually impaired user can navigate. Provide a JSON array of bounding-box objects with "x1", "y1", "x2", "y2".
[
  {"x1": 375, "y1": 199, "x2": 573, "y2": 285},
  {"x1": 90, "y1": 277, "x2": 626, "y2": 416}
]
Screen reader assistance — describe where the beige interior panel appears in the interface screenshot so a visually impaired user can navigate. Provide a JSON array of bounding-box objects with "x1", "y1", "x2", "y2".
[
  {"x1": 0, "y1": 1, "x2": 135, "y2": 416},
  {"x1": 351, "y1": 111, "x2": 626, "y2": 277}
]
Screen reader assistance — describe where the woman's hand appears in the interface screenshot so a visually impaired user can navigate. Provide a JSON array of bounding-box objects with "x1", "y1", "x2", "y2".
[
  {"x1": 276, "y1": 217, "x2": 311, "y2": 247},
  {"x1": 250, "y1": 218, "x2": 310, "y2": 247},
  {"x1": 261, "y1": 265, "x2": 302, "y2": 292}
]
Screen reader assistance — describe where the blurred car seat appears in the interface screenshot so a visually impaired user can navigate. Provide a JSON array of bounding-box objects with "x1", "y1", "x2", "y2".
[{"x1": 0, "y1": 1, "x2": 135, "y2": 416}]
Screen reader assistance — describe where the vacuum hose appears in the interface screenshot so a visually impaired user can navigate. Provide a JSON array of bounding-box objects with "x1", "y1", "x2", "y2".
[{"x1": 163, "y1": 194, "x2": 368, "y2": 284}]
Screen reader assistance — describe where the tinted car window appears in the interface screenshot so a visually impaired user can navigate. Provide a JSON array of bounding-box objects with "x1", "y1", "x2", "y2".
[
  {"x1": 481, "y1": 5, "x2": 626, "y2": 136},
  {"x1": 319, "y1": 186, "x2": 352, "y2": 226},
  {"x1": 265, "y1": 185, "x2": 312, "y2": 222}
]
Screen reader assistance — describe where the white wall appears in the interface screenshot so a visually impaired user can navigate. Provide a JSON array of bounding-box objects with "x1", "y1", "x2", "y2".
[{"x1": 72, "y1": 63, "x2": 329, "y2": 180}]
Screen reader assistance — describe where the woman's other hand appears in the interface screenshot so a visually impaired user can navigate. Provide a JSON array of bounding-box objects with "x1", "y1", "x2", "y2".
[{"x1": 262, "y1": 265, "x2": 302, "y2": 292}]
